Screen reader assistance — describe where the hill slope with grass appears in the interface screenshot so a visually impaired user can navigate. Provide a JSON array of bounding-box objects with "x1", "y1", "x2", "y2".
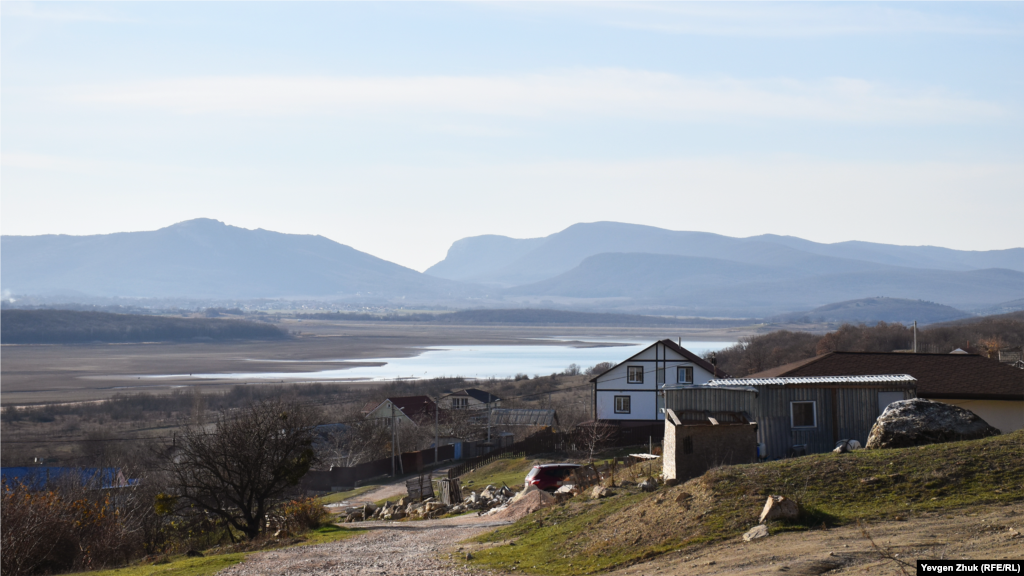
[{"x1": 468, "y1": 430, "x2": 1024, "y2": 575}]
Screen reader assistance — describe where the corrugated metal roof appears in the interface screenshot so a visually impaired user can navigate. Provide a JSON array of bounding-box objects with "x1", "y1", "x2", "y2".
[
  {"x1": 489, "y1": 408, "x2": 558, "y2": 427},
  {"x1": 706, "y1": 374, "x2": 917, "y2": 387}
]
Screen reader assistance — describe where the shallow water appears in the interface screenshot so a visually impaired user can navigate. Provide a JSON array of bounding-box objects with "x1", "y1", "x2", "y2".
[{"x1": 160, "y1": 340, "x2": 735, "y2": 381}]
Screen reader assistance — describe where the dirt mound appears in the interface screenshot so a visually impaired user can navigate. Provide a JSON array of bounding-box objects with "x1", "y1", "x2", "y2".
[{"x1": 492, "y1": 489, "x2": 556, "y2": 522}]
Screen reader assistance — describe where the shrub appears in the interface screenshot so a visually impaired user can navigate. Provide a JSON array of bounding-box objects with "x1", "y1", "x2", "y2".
[
  {"x1": 280, "y1": 497, "x2": 330, "y2": 532},
  {"x1": 0, "y1": 481, "x2": 142, "y2": 575}
]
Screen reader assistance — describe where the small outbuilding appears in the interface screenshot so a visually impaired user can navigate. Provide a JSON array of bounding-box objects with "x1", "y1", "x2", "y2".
[
  {"x1": 666, "y1": 374, "x2": 917, "y2": 460},
  {"x1": 662, "y1": 409, "x2": 758, "y2": 482}
]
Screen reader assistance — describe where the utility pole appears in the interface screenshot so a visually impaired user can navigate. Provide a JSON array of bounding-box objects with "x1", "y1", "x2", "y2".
[
  {"x1": 913, "y1": 321, "x2": 918, "y2": 353},
  {"x1": 433, "y1": 398, "x2": 438, "y2": 464},
  {"x1": 391, "y1": 402, "x2": 396, "y2": 477}
]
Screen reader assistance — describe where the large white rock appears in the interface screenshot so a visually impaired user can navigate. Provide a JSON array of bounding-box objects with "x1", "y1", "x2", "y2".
[{"x1": 867, "y1": 399, "x2": 1000, "y2": 449}]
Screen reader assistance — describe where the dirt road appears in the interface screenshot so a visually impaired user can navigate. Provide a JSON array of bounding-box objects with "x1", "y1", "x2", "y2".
[{"x1": 218, "y1": 515, "x2": 509, "y2": 576}]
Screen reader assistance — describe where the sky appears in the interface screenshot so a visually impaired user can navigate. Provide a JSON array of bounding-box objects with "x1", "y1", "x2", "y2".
[{"x1": 2, "y1": 2, "x2": 1023, "y2": 272}]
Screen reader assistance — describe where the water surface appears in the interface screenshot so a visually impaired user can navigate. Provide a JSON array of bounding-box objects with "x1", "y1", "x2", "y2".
[{"x1": 166, "y1": 340, "x2": 735, "y2": 381}]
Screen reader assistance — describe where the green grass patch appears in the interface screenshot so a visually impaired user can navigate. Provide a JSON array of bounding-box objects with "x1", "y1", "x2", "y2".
[
  {"x1": 466, "y1": 430, "x2": 1024, "y2": 575},
  {"x1": 317, "y1": 484, "x2": 379, "y2": 505},
  {"x1": 83, "y1": 554, "x2": 248, "y2": 576},
  {"x1": 460, "y1": 457, "x2": 549, "y2": 492}
]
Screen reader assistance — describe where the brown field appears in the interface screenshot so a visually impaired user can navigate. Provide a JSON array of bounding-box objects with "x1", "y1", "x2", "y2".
[{"x1": 0, "y1": 319, "x2": 757, "y2": 406}]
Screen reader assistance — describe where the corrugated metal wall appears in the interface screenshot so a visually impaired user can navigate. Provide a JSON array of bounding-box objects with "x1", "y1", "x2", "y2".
[
  {"x1": 666, "y1": 388, "x2": 756, "y2": 416},
  {"x1": 667, "y1": 385, "x2": 915, "y2": 460}
]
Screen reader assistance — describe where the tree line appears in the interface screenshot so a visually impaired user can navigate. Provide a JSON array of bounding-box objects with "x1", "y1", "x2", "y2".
[
  {"x1": 295, "y1": 308, "x2": 752, "y2": 327},
  {"x1": 0, "y1": 310, "x2": 288, "y2": 344},
  {"x1": 709, "y1": 311, "x2": 1024, "y2": 377}
]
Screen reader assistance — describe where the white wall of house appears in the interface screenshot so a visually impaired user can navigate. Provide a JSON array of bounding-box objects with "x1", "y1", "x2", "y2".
[
  {"x1": 365, "y1": 400, "x2": 418, "y2": 427},
  {"x1": 594, "y1": 341, "x2": 717, "y2": 422},
  {"x1": 933, "y1": 398, "x2": 1023, "y2": 433}
]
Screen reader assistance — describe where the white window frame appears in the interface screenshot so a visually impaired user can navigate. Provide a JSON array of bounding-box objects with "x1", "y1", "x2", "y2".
[
  {"x1": 614, "y1": 395, "x2": 631, "y2": 414},
  {"x1": 627, "y1": 366, "x2": 644, "y2": 384},
  {"x1": 677, "y1": 366, "x2": 693, "y2": 384},
  {"x1": 790, "y1": 401, "x2": 817, "y2": 429}
]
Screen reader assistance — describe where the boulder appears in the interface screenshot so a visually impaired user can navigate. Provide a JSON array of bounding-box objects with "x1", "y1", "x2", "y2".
[
  {"x1": 481, "y1": 485, "x2": 497, "y2": 500},
  {"x1": 639, "y1": 478, "x2": 658, "y2": 492},
  {"x1": 675, "y1": 492, "x2": 693, "y2": 504},
  {"x1": 555, "y1": 484, "x2": 575, "y2": 494},
  {"x1": 345, "y1": 511, "x2": 363, "y2": 523},
  {"x1": 759, "y1": 496, "x2": 799, "y2": 524},
  {"x1": 743, "y1": 525, "x2": 770, "y2": 541},
  {"x1": 397, "y1": 497, "x2": 407, "y2": 507},
  {"x1": 866, "y1": 399, "x2": 1000, "y2": 449},
  {"x1": 591, "y1": 485, "x2": 609, "y2": 499}
]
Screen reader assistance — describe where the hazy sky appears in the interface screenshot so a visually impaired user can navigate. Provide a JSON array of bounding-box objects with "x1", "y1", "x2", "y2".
[{"x1": 3, "y1": 2, "x2": 1022, "y2": 271}]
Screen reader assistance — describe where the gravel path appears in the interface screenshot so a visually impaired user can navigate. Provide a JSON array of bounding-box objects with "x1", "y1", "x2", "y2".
[{"x1": 218, "y1": 515, "x2": 511, "y2": 576}]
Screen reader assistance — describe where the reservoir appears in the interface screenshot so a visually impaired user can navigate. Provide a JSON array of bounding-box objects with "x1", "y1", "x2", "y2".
[{"x1": 166, "y1": 340, "x2": 736, "y2": 382}]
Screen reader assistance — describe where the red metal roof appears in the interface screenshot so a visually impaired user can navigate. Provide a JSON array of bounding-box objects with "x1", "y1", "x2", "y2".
[{"x1": 747, "y1": 352, "x2": 1023, "y2": 401}]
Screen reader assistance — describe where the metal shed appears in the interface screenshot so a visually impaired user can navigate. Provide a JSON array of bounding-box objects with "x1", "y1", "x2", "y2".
[{"x1": 665, "y1": 375, "x2": 917, "y2": 460}]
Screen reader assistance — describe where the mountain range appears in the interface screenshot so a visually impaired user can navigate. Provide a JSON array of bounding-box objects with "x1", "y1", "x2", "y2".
[
  {"x1": 3, "y1": 219, "x2": 1022, "y2": 318},
  {"x1": 0, "y1": 219, "x2": 469, "y2": 300}
]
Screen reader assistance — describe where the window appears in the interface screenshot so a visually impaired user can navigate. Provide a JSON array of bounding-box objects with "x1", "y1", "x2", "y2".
[
  {"x1": 627, "y1": 366, "x2": 644, "y2": 384},
  {"x1": 677, "y1": 366, "x2": 693, "y2": 384},
  {"x1": 452, "y1": 398, "x2": 469, "y2": 409},
  {"x1": 614, "y1": 396, "x2": 631, "y2": 414},
  {"x1": 790, "y1": 401, "x2": 817, "y2": 428}
]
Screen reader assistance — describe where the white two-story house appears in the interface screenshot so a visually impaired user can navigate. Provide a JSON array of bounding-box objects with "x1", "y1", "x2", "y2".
[{"x1": 590, "y1": 339, "x2": 728, "y2": 424}]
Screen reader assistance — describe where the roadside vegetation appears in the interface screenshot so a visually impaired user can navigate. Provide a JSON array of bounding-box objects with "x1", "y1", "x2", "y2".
[{"x1": 467, "y1": 430, "x2": 1024, "y2": 575}]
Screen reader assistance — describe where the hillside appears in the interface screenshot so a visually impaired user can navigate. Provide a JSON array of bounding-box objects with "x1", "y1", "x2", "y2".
[
  {"x1": 467, "y1": 431, "x2": 1024, "y2": 575},
  {"x1": 0, "y1": 309, "x2": 288, "y2": 344},
  {"x1": 773, "y1": 297, "x2": 970, "y2": 325},
  {"x1": 0, "y1": 219, "x2": 473, "y2": 300},
  {"x1": 426, "y1": 222, "x2": 1024, "y2": 286},
  {"x1": 505, "y1": 253, "x2": 1023, "y2": 316}
]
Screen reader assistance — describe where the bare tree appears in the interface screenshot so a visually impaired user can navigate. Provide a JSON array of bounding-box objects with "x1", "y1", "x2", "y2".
[
  {"x1": 168, "y1": 399, "x2": 322, "y2": 540},
  {"x1": 573, "y1": 422, "x2": 616, "y2": 462}
]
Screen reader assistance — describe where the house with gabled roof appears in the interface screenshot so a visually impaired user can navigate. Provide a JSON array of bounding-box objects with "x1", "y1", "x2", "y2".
[
  {"x1": 590, "y1": 339, "x2": 729, "y2": 424},
  {"x1": 746, "y1": 351, "x2": 1024, "y2": 433},
  {"x1": 361, "y1": 396, "x2": 437, "y2": 427},
  {"x1": 440, "y1": 388, "x2": 501, "y2": 411}
]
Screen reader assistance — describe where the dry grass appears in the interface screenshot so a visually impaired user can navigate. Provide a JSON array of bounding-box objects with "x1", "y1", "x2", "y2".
[{"x1": 469, "y1": 430, "x2": 1024, "y2": 575}]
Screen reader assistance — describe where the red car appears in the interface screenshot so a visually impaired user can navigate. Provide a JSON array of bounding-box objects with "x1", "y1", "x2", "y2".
[{"x1": 525, "y1": 463, "x2": 581, "y2": 491}]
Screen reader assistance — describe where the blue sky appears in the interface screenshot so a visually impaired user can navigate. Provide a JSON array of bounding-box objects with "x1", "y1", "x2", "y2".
[{"x1": 2, "y1": 2, "x2": 1022, "y2": 271}]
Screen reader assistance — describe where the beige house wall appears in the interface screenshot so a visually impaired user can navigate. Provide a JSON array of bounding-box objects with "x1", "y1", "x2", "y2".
[{"x1": 931, "y1": 398, "x2": 1023, "y2": 433}]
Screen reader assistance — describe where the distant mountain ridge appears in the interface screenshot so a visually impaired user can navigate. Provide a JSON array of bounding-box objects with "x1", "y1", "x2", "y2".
[
  {"x1": 4, "y1": 219, "x2": 1021, "y2": 317},
  {"x1": 1, "y1": 219, "x2": 472, "y2": 300},
  {"x1": 426, "y1": 221, "x2": 1024, "y2": 285},
  {"x1": 426, "y1": 222, "x2": 1023, "y2": 314}
]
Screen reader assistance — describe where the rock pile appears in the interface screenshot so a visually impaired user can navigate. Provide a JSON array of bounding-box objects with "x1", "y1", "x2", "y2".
[
  {"x1": 343, "y1": 484, "x2": 517, "y2": 523},
  {"x1": 866, "y1": 399, "x2": 1000, "y2": 449}
]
